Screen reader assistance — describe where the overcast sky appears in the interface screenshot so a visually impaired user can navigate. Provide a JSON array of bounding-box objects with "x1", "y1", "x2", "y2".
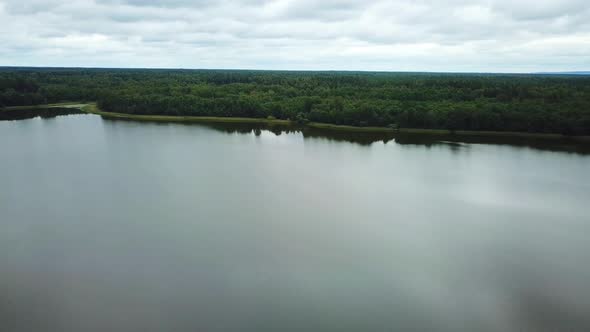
[{"x1": 1, "y1": 0, "x2": 589, "y2": 72}]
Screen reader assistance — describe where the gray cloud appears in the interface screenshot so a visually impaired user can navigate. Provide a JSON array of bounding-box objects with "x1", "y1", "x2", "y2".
[{"x1": 0, "y1": 0, "x2": 589, "y2": 72}]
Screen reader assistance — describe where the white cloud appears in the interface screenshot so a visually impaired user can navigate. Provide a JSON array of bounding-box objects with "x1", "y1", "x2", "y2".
[{"x1": 0, "y1": 0, "x2": 589, "y2": 72}]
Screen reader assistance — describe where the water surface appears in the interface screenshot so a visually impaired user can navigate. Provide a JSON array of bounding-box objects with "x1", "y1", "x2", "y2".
[{"x1": 1, "y1": 114, "x2": 589, "y2": 332}]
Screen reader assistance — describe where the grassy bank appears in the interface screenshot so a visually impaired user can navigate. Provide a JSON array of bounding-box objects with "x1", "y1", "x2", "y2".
[
  {"x1": 1, "y1": 102, "x2": 87, "y2": 111},
  {"x1": 82, "y1": 105, "x2": 590, "y2": 142},
  {"x1": 82, "y1": 104, "x2": 292, "y2": 126},
  {"x1": 4, "y1": 102, "x2": 589, "y2": 142},
  {"x1": 307, "y1": 122, "x2": 395, "y2": 133}
]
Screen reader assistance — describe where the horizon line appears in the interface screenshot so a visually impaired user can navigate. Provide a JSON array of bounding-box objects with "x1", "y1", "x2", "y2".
[{"x1": 1, "y1": 65, "x2": 589, "y2": 76}]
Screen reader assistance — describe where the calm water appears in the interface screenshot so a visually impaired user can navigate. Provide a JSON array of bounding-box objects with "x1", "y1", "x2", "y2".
[{"x1": 1, "y1": 113, "x2": 589, "y2": 332}]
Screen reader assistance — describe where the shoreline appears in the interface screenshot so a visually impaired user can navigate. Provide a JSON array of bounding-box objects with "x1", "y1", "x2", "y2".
[
  {"x1": 1, "y1": 102, "x2": 89, "y2": 111},
  {"x1": 3, "y1": 102, "x2": 589, "y2": 142},
  {"x1": 82, "y1": 104, "x2": 293, "y2": 126},
  {"x1": 82, "y1": 104, "x2": 590, "y2": 142}
]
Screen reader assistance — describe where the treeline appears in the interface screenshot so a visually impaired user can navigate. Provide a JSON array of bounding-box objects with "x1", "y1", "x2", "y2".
[{"x1": 1, "y1": 68, "x2": 589, "y2": 134}]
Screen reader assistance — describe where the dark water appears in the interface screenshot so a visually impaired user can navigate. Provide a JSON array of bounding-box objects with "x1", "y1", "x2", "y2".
[
  {"x1": 0, "y1": 107, "x2": 84, "y2": 121},
  {"x1": 1, "y1": 113, "x2": 589, "y2": 332}
]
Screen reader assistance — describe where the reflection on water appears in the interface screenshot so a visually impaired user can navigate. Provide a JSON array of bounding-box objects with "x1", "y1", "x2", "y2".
[
  {"x1": 203, "y1": 122, "x2": 397, "y2": 146},
  {"x1": 1, "y1": 113, "x2": 589, "y2": 332},
  {"x1": 2, "y1": 109, "x2": 588, "y2": 153},
  {"x1": 394, "y1": 133, "x2": 590, "y2": 154},
  {"x1": 103, "y1": 117, "x2": 590, "y2": 154},
  {"x1": 0, "y1": 107, "x2": 84, "y2": 121}
]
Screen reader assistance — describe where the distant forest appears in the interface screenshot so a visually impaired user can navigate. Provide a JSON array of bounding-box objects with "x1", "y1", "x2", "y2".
[{"x1": 1, "y1": 68, "x2": 589, "y2": 135}]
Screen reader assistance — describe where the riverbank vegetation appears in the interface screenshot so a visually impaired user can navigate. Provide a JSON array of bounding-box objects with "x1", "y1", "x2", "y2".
[
  {"x1": 82, "y1": 103, "x2": 291, "y2": 125},
  {"x1": 1, "y1": 68, "x2": 589, "y2": 135}
]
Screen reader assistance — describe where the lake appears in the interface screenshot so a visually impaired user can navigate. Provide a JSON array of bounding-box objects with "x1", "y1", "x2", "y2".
[{"x1": 1, "y1": 112, "x2": 589, "y2": 332}]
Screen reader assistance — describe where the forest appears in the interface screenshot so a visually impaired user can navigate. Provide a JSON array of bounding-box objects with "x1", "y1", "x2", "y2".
[{"x1": 1, "y1": 67, "x2": 589, "y2": 135}]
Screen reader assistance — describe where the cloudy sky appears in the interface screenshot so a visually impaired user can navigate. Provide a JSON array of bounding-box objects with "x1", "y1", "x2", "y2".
[{"x1": 1, "y1": 0, "x2": 589, "y2": 72}]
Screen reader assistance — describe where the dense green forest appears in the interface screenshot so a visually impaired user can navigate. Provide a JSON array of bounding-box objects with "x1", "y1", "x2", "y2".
[{"x1": 1, "y1": 67, "x2": 589, "y2": 134}]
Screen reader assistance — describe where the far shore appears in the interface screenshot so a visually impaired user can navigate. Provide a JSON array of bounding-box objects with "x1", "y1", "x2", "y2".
[
  {"x1": 82, "y1": 103, "x2": 293, "y2": 126},
  {"x1": 2, "y1": 102, "x2": 589, "y2": 142},
  {"x1": 1, "y1": 102, "x2": 89, "y2": 111}
]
